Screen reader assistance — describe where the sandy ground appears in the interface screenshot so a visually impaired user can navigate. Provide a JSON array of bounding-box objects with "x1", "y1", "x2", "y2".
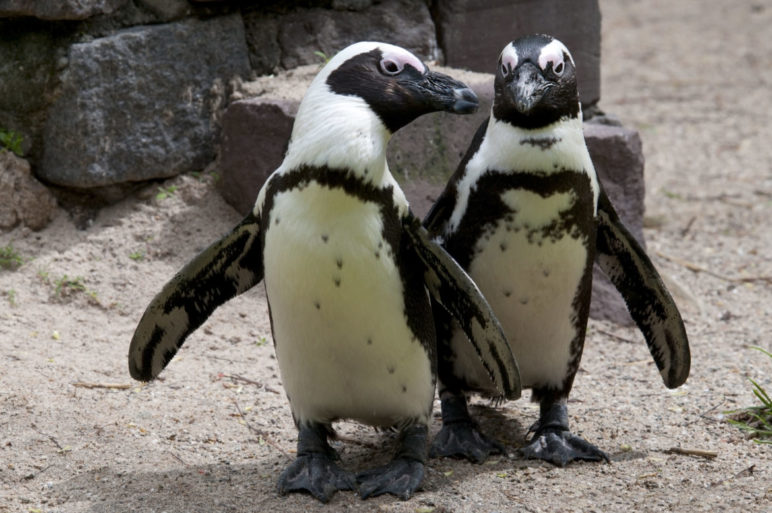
[{"x1": 2, "y1": 1, "x2": 771, "y2": 511}]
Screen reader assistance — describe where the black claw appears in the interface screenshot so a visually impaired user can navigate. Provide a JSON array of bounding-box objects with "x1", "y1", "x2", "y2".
[
  {"x1": 430, "y1": 421, "x2": 504, "y2": 463},
  {"x1": 519, "y1": 430, "x2": 609, "y2": 467},
  {"x1": 356, "y1": 458, "x2": 424, "y2": 500}
]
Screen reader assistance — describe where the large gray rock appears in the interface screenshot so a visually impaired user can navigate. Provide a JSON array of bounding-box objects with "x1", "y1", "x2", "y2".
[
  {"x1": 137, "y1": 0, "x2": 190, "y2": 21},
  {"x1": 219, "y1": 98, "x2": 297, "y2": 214},
  {"x1": 243, "y1": 0, "x2": 438, "y2": 75},
  {"x1": 0, "y1": 151, "x2": 57, "y2": 231},
  {"x1": 0, "y1": 22, "x2": 65, "y2": 161},
  {"x1": 0, "y1": 0, "x2": 129, "y2": 20},
  {"x1": 219, "y1": 68, "x2": 645, "y2": 324},
  {"x1": 432, "y1": 0, "x2": 601, "y2": 109},
  {"x1": 585, "y1": 120, "x2": 646, "y2": 325},
  {"x1": 39, "y1": 14, "x2": 250, "y2": 189}
]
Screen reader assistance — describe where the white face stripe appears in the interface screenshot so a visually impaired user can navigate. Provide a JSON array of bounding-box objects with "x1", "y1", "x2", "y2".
[
  {"x1": 500, "y1": 42, "x2": 518, "y2": 73},
  {"x1": 538, "y1": 39, "x2": 574, "y2": 71},
  {"x1": 380, "y1": 46, "x2": 426, "y2": 74},
  {"x1": 280, "y1": 41, "x2": 427, "y2": 184}
]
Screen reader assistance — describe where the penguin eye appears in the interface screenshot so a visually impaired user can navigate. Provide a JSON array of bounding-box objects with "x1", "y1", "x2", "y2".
[
  {"x1": 499, "y1": 47, "x2": 518, "y2": 78},
  {"x1": 553, "y1": 61, "x2": 565, "y2": 76},
  {"x1": 380, "y1": 58, "x2": 403, "y2": 76}
]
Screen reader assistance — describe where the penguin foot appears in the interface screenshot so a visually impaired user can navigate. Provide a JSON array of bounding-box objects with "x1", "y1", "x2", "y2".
[
  {"x1": 356, "y1": 457, "x2": 424, "y2": 500},
  {"x1": 519, "y1": 429, "x2": 609, "y2": 467},
  {"x1": 430, "y1": 393, "x2": 504, "y2": 463},
  {"x1": 278, "y1": 422, "x2": 355, "y2": 502},
  {"x1": 429, "y1": 421, "x2": 504, "y2": 463},
  {"x1": 277, "y1": 454, "x2": 356, "y2": 503},
  {"x1": 357, "y1": 423, "x2": 427, "y2": 500}
]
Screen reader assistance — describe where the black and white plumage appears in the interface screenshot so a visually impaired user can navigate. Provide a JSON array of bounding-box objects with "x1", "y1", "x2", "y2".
[
  {"x1": 424, "y1": 35, "x2": 690, "y2": 466},
  {"x1": 129, "y1": 41, "x2": 520, "y2": 502}
]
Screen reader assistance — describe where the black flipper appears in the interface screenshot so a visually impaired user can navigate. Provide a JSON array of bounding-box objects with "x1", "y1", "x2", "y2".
[
  {"x1": 278, "y1": 423, "x2": 356, "y2": 503},
  {"x1": 128, "y1": 212, "x2": 263, "y2": 381},
  {"x1": 402, "y1": 216, "x2": 521, "y2": 400},
  {"x1": 595, "y1": 188, "x2": 690, "y2": 388},
  {"x1": 356, "y1": 424, "x2": 427, "y2": 500}
]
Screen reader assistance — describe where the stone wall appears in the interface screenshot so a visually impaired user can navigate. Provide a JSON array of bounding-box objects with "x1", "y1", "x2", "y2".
[
  {"x1": 0, "y1": 0, "x2": 602, "y2": 194},
  {"x1": 0, "y1": 0, "x2": 643, "y2": 323}
]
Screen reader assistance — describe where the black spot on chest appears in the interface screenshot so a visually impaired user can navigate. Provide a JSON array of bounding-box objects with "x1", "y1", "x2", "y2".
[
  {"x1": 445, "y1": 170, "x2": 596, "y2": 269},
  {"x1": 520, "y1": 137, "x2": 561, "y2": 150}
]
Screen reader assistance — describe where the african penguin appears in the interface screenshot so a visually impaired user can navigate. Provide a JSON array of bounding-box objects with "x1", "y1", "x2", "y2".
[
  {"x1": 129, "y1": 41, "x2": 520, "y2": 502},
  {"x1": 424, "y1": 34, "x2": 690, "y2": 466}
]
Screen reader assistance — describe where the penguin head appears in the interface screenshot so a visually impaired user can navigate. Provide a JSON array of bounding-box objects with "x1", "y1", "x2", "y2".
[
  {"x1": 321, "y1": 41, "x2": 479, "y2": 133},
  {"x1": 285, "y1": 42, "x2": 479, "y2": 177},
  {"x1": 493, "y1": 35, "x2": 580, "y2": 129}
]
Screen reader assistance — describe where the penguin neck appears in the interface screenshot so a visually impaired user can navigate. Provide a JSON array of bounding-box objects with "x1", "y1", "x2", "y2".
[
  {"x1": 282, "y1": 90, "x2": 391, "y2": 185},
  {"x1": 446, "y1": 110, "x2": 599, "y2": 230},
  {"x1": 479, "y1": 112, "x2": 589, "y2": 174}
]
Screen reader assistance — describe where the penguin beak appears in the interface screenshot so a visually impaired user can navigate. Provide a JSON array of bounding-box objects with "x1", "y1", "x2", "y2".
[
  {"x1": 409, "y1": 69, "x2": 479, "y2": 115},
  {"x1": 509, "y1": 62, "x2": 551, "y2": 114}
]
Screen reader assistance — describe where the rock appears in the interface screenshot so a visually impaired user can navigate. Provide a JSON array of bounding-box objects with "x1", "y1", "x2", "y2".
[
  {"x1": 432, "y1": 0, "x2": 601, "y2": 109},
  {"x1": 0, "y1": 151, "x2": 56, "y2": 231},
  {"x1": 0, "y1": 20, "x2": 65, "y2": 162},
  {"x1": 39, "y1": 14, "x2": 250, "y2": 189},
  {"x1": 331, "y1": 0, "x2": 373, "y2": 10},
  {"x1": 243, "y1": 12, "x2": 282, "y2": 75},
  {"x1": 585, "y1": 120, "x2": 646, "y2": 245},
  {"x1": 585, "y1": 120, "x2": 646, "y2": 325},
  {"x1": 220, "y1": 68, "x2": 645, "y2": 325},
  {"x1": 137, "y1": 0, "x2": 190, "y2": 20},
  {"x1": 219, "y1": 98, "x2": 297, "y2": 215},
  {"x1": 0, "y1": 0, "x2": 130, "y2": 20},
  {"x1": 243, "y1": 0, "x2": 438, "y2": 75}
]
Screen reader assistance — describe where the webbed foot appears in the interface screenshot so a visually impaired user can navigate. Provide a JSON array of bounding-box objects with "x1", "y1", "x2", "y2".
[
  {"x1": 518, "y1": 399, "x2": 609, "y2": 467},
  {"x1": 277, "y1": 423, "x2": 355, "y2": 503},
  {"x1": 430, "y1": 421, "x2": 504, "y2": 463},
  {"x1": 356, "y1": 424, "x2": 427, "y2": 500},
  {"x1": 278, "y1": 453, "x2": 356, "y2": 502},
  {"x1": 519, "y1": 428, "x2": 609, "y2": 467},
  {"x1": 357, "y1": 457, "x2": 424, "y2": 500},
  {"x1": 430, "y1": 393, "x2": 504, "y2": 463}
]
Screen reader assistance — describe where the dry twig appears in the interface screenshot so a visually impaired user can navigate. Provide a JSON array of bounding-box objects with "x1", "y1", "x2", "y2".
[
  {"x1": 232, "y1": 399, "x2": 291, "y2": 460},
  {"x1": 72, "y1": 382, "x2": 131, "y2": 390},
  {"x1": 664, "y1": 446, "x2": 718, "y2": 459},
  {"x1": 222, "y1": 374, "x2": 281, "y2": 394}
]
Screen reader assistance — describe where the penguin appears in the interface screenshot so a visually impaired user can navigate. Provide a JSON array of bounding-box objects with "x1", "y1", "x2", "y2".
[
  {"x1": 128, "y1": 42, "x2": 521, "y2": 502},
  {"x1": 423, "y1": 34, "x2": 690, "y2": 466}
]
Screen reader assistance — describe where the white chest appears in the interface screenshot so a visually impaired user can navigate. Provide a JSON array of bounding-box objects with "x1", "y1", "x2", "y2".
[
  {"x1": 262, "y1": 182, "x2": 433, "y2": 427},
  {"x1": 450, "y1": 187, "x2": 592, "y2": 391}
]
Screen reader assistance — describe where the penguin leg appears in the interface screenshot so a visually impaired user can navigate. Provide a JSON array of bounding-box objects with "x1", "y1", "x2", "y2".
[
  {"x1": 277, "y1": 422, "x2": 356, "y2": 503},
  {"x1": 430, "y1": 392, "x2": 505, "y2": 463},
  {"x1": 519, "y1": 397, "x2": 609, "y2": 467},
  {"x1": 357, "y1": 424, "x2": 427, "y2": 500}
]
